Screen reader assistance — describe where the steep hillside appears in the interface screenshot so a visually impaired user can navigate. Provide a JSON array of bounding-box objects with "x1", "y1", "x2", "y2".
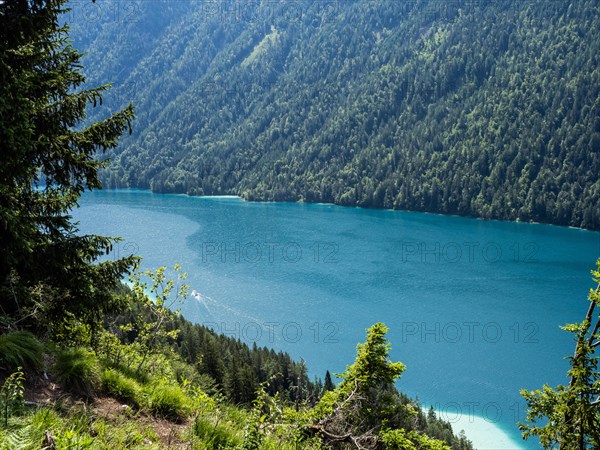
[{"x1": 70, "y1": 0, "x2": 600, "y2": 229}]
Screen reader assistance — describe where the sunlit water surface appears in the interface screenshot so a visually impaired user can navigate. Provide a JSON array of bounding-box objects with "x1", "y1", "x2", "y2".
[{"x1": 73, "y1": 189, "x2": 600, "y2": 449}]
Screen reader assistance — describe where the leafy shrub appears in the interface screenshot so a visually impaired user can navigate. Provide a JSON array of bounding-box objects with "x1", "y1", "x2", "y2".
[
  {"x1": 0, "y1": 331, "x2": 43, "y2": 371},
  {"x1": 53, "y1": 348, "x2": 101, "y2": 397},
  {"x1": 101, "y1": 368, "x2": 142, "y2": 405},
  {"x1": 380, "y1": 428, "x2": 451, "y2": 450},
  {"x1": 145, "y1": 382, "x2": 191, "y2": 421},
  {"x1": 1, "y1": 368, "x2": 25, "y2": 426},
  {"x1": 171, "y1": 357, "x2": 201, "y2": 385}
]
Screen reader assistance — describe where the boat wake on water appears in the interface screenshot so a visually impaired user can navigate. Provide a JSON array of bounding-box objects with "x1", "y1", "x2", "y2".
[{"x1": 188, "y1": 289, "x2": 265, "y2": 334}]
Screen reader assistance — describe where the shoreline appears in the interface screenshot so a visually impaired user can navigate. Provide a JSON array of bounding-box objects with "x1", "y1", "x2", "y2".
[{"x1": 95, "y1": 187, "x2": 600, "y2": 233}]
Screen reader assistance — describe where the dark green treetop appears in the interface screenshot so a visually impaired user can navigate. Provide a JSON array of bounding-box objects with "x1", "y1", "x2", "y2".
[
  {"x1": 0, "y1": 0, "x2": 135, "y2": 336},
  {"x1": 313, "y1": 322, "x2": 461, "y2": 449}
]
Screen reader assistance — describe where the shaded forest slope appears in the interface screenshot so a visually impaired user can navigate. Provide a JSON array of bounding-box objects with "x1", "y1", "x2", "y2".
[{"x1": 71, "y1": 0, "x2": 600, "y2": 229}]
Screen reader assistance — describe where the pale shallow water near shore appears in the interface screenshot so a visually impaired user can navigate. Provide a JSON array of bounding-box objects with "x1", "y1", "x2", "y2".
[{"x1": 447, "y1": 414, "x2": 525, "y2": 449}]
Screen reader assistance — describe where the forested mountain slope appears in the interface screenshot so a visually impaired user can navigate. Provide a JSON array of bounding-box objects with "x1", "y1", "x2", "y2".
[{"x1": 70, "y1": 0, "x2": 600, "y2": 229}]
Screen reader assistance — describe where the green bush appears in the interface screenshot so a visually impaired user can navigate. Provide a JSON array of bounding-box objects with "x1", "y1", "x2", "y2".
[
  {"x1": 0, "y1": 331, "x2": 43, "y2": 371},
  {"x1": 193, "y1": 414, "x2": 242, "y2": 448},
  {"x1": 380, "y1": 429, "x2": 451, "y2": 450},
  {"x1": 101, "y1": 368, "x2": 142, "y2": 405},
  {"x1": 171, "y1": 358, "x2": 201, "y2": 385},
  {"x1": 53, "y1": 348, "x2": 101, "y2": 397},
  {"x1": 1, "y1": 368, "x2": 25, "y2": 426},
  {"x1": 145, "y1": 382, "x2": 191, "y2": 421}
]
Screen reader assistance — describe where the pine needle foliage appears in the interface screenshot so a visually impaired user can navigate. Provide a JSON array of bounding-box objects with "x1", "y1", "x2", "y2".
[{"x1": 0, "y1": 0, "x2": 136, "y2": 336}]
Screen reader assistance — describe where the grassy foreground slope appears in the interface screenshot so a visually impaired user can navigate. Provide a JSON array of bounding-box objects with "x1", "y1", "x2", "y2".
[{"x1": 0, "y1": 287, "x2": 473, "y2": 449}]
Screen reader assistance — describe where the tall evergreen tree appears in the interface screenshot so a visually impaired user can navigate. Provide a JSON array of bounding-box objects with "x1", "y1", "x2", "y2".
[
  {"x1": 0, "y1": 0, "x2": 135, "y2": 335},
  {"x1": 323, "y1": 370, "x2": 335, "y2": 392},
  {"x1": 313, "y1": 323, "x2": 458, "y2": 449},
  {"x1": 520, "y1": 260, "x2": 600, "y2": 449}
]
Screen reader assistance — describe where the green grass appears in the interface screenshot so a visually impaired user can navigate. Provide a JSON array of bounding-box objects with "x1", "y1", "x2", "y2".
[
  {"x1": 53, "y1": 348, "x2": 101, "y2": 397},
  {"x1": 85, "y1": 417, "x2": 161, "y2": 449},
  {"x1": 0, "y1": 331, "x2": 43, "y2": 371},
  {"x1": 105, "y1": 360, "x2": 150, "y2": 385},
  {"x1": 102, "y1": 368, "x2": 142, "y2": 406},
  {"x1": 192, "y1": 414, "x2": 242, "y2": 449},
  {"x1": 145, "y1": 382, "x2": 191, "y2": 422},
  {"x1": 0, "y1": 406, "x2": 163, "y2": 450},
  {"x1": 192, "y1": 413, "x2": 243, "y2": 449}
]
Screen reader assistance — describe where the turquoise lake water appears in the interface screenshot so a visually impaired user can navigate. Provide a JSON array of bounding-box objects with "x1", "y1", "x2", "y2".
[{"x1": 73, "y1": 189, "x2": 600, "y2": 449}]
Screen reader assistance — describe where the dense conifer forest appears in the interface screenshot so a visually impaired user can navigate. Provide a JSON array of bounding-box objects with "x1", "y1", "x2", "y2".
[{"x1": 70, "y1": 0, "x2": 600, "y2": 229}]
